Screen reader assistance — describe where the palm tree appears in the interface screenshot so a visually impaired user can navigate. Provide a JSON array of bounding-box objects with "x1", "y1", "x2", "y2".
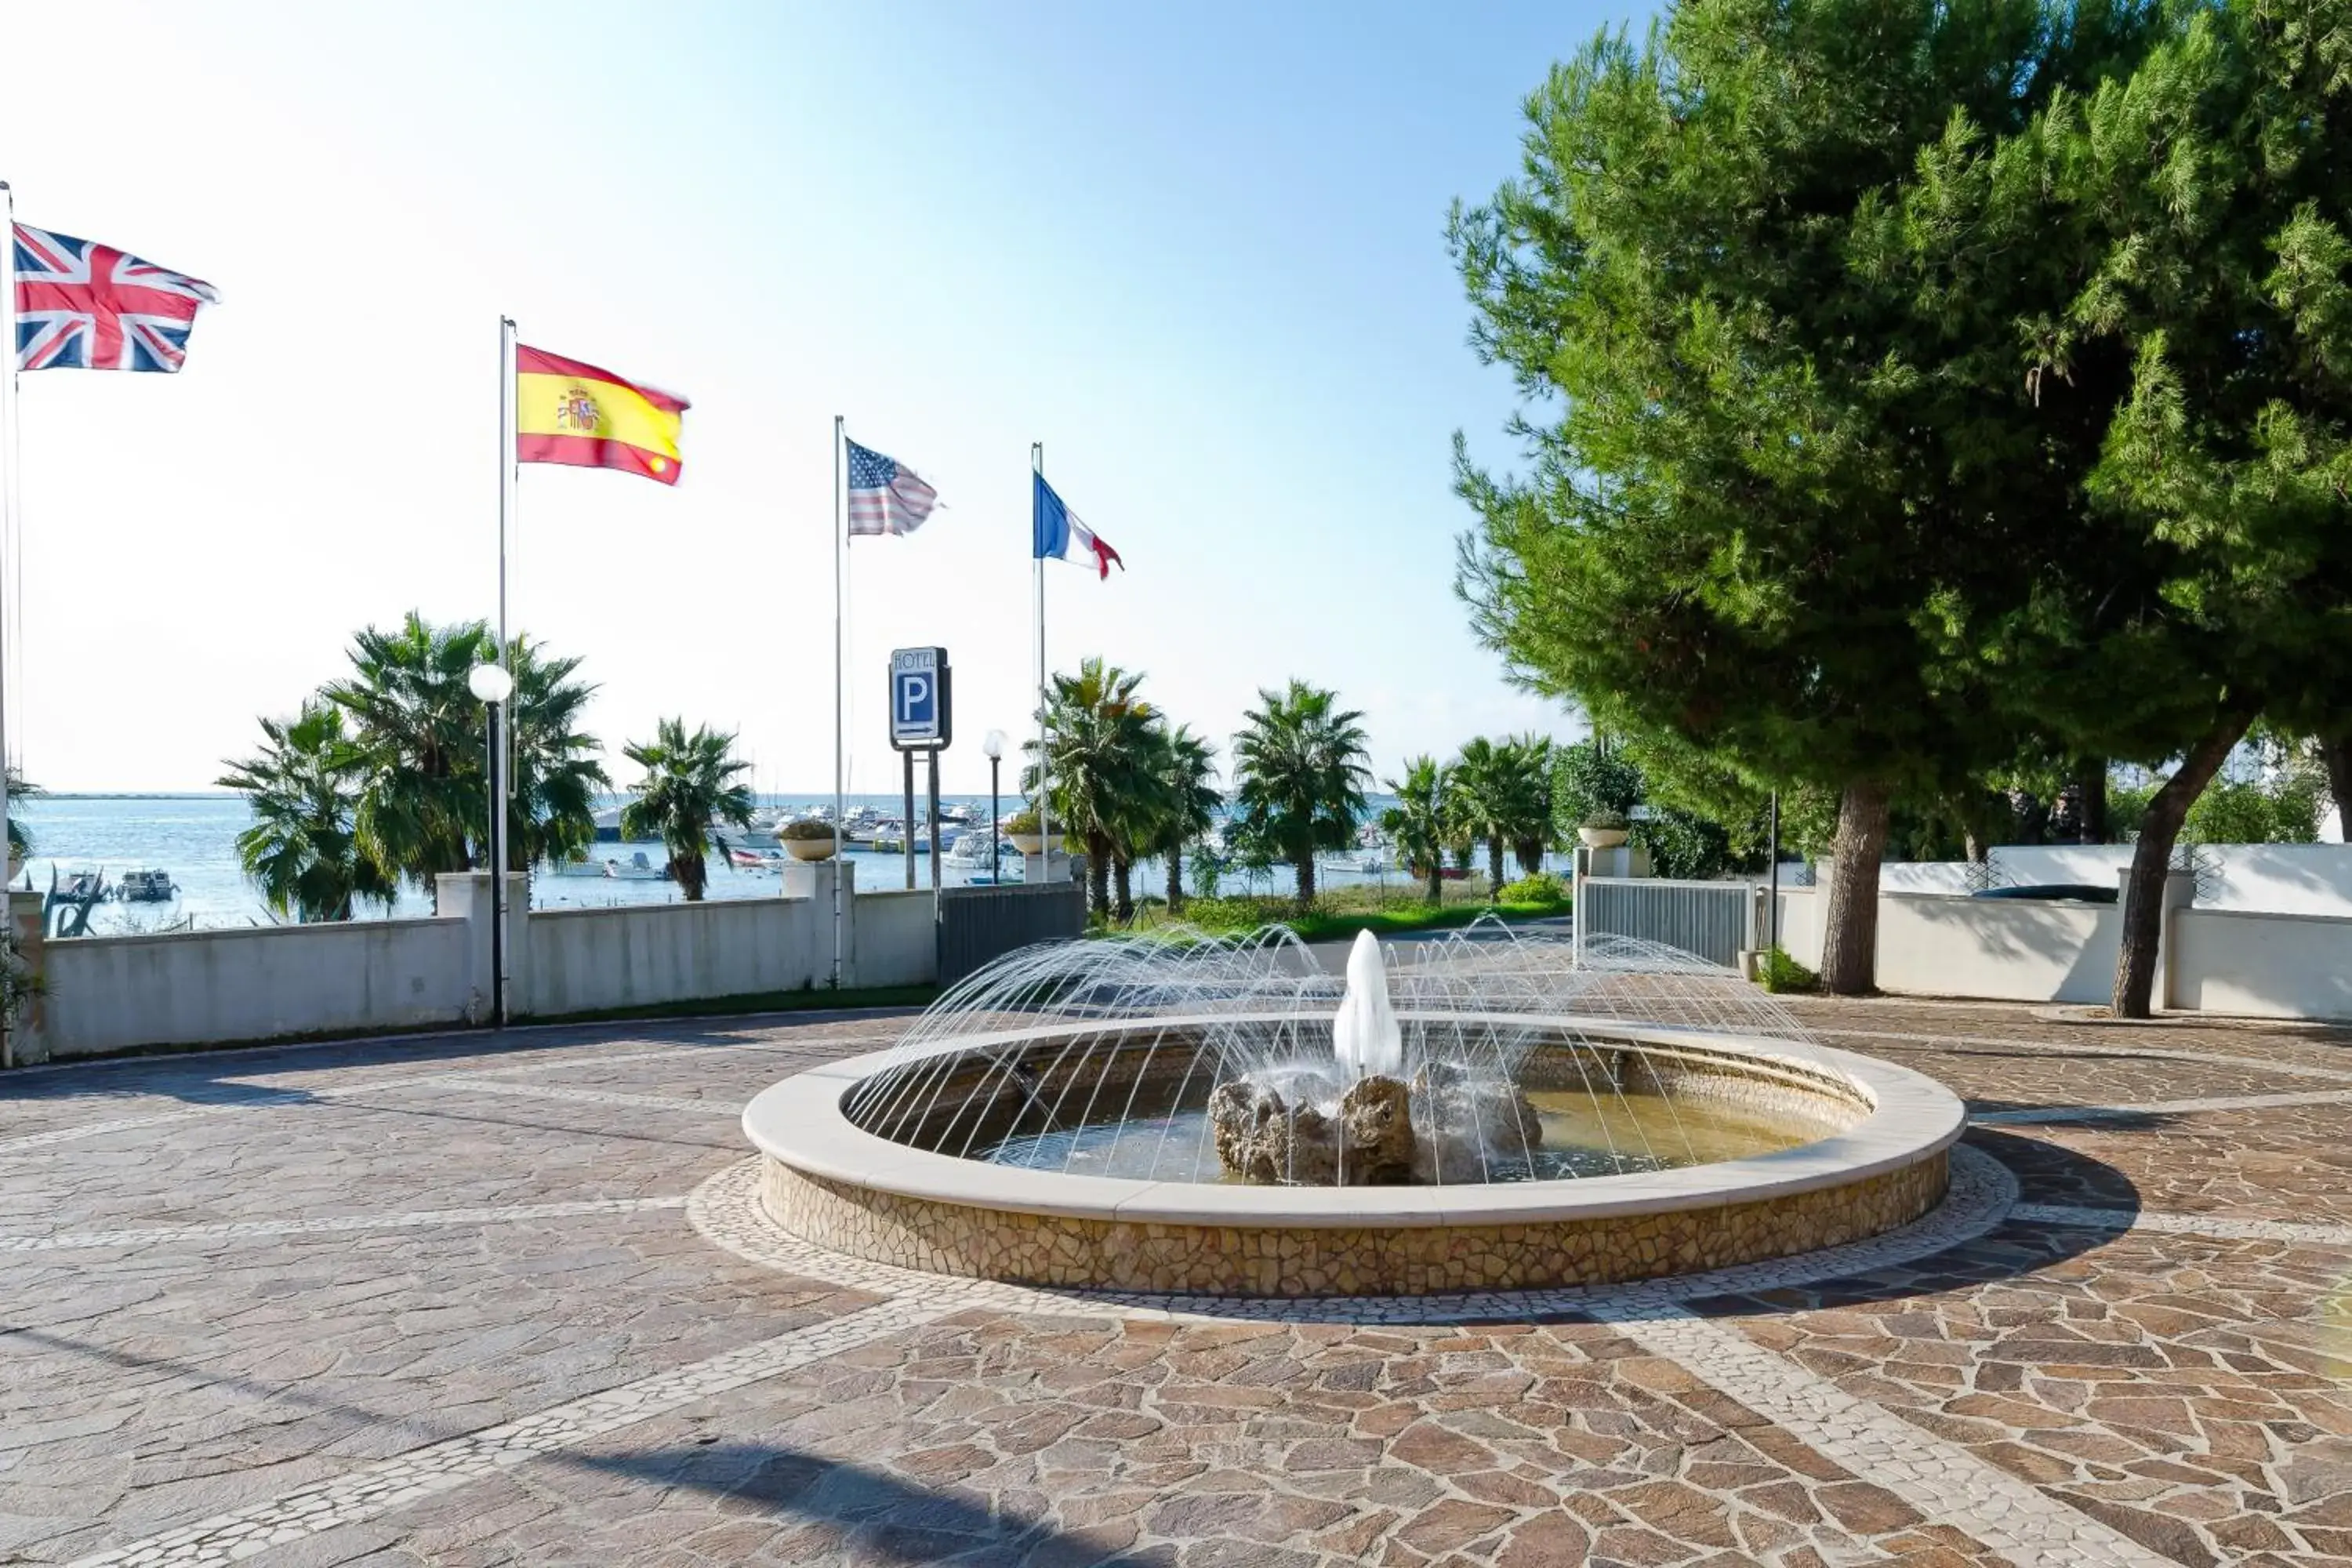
[
  {"x1": 1381, "y1": 756, "x2": 1452, "y2": 904},
  {"x1": 217, "y1": 699, "x2": 395, "y2": 922},
  {"x1": 6, "y1": 767, "x2": 39, "y2": 867},
  {"x1": 1152, "y1": 724, "x2": 1222, "y2": 914},
  {"x1": 1231, "y1": 680, "x2": 1370, "y2": 907},
  {"x1": 1504, "y1": 734, "x2": 1556, "y2": 874},
  {"x1": 503, "y1": 636, "x2": 610, "y2": 873},
  {"x1": 326, "y1": 612, "x2": 607, "y2": 897},
  {"x1": 328, "y1": 613, "x2": 493, "y2": 889},
  {"x1": 1022, "y1": 657, "x2": 1165, "y2": 919},
  {"x1": 1448, "y1": 737, "x2": 1510, "y2": 894},
  {"x1": 619, "y1": 718, "x2": 755, "y2": 901}
]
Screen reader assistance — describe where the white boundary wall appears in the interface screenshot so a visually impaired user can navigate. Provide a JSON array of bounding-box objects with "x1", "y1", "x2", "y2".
[
  {"x1": 39, "y1": 916, "x2": 474, "y2": 1059},
  {"x1": 2170, "y1": 908, "x2": 2352, "y2": 1020},
  {"x1": 13, "y1": 869, "x2": 943, "y2": 1063},
  {"x1": 1773, "y1": 887, "x2": 2122, "y2": 1005},
  {"x1": 1873, "y1": 842, "x2": 2352, "y2": 916},
  {"x1": 1769, "y1": 872, "x2": 2352, "y2": 1018}
]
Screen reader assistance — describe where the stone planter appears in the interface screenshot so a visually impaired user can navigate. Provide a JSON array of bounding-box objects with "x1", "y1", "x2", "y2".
[
  {"x1": 1007, "y1": 833, "x2": 1064, "y2": 858},
  {"x1": 1578, "y1": 826, "x2": 1629, "y2": 849},
  {"x1": 784, "y1": 837, "x2": 838, "y2": 862}
]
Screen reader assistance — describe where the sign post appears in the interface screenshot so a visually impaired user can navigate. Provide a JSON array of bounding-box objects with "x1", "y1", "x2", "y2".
[{"x1": 889, "y1": 647, "x2": 953, "y2": 895}]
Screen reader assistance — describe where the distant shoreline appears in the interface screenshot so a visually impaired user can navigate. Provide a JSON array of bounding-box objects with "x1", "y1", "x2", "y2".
[{"x1": 29, "y1": 792, "x2": 241, "y2": 802}]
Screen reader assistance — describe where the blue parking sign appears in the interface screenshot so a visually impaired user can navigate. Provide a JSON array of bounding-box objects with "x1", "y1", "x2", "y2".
[{"x1": 888, "y1": 647, "x2": 951, "y2": 748}]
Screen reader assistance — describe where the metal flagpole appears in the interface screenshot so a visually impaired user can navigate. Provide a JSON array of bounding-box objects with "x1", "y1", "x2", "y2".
[
  {"x1": 1032, "y1": 441, "x2": 1049, "y2": 883},
  {"x1": 0, "y1": 183, "x2": 16, "y2": 1071},
  {"x1": 492, "y1": 316, "x2": 516, "y2": 1027},
  {"x1": 831, "y1": 416, "x2": 845, "y2": 988}
]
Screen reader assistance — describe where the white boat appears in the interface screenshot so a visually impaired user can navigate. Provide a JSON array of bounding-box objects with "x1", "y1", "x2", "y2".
[
  {"x1": 552, "y1": 850, "x2": 670, "y2": 881},
  {"x1": 114, "y1": 869, "x2": 178, "y2": 902},
  {"x1": 942, "y1": 831, "x2": 1010, "y2": 871}
]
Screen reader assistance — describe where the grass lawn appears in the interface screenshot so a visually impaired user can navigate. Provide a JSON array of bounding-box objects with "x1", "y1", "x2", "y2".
[{"x1": 1103, "y1": 877, "x2": 1570, "y2": 944}]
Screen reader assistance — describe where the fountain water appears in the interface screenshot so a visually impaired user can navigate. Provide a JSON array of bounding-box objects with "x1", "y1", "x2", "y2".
[
  {"x1": 1332, "y1": 929, "x2": 1403, "y2": 1079},
  {"x1": 746, "y1": 920, "x2": 1966, "y2": 1295}
]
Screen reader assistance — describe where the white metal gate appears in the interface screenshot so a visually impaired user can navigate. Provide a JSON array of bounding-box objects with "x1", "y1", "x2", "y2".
[{"x1": 1575, "y1": 877, "x2": 1757, "y2": 968}]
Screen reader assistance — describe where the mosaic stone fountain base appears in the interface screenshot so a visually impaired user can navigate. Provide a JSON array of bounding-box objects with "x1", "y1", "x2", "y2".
[{"x1": 758, "y1": 1147, "x2": 1951, "y2": 1297}]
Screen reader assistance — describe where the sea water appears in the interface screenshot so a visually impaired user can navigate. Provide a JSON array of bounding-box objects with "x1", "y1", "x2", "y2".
[{"x1": 10, "y1": 793, "x2": 1421, "y2": 934}]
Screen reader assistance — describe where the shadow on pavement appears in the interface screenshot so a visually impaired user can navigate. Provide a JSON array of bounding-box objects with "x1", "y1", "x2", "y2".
[{"x1": 559, "y1": 1442, "x2": 1171, "y2": 1566}]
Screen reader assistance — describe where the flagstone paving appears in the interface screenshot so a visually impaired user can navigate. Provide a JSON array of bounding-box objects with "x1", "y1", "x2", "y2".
[{"x1": 2, "y1": 1000, "x2": 2349, "y2": 1566}]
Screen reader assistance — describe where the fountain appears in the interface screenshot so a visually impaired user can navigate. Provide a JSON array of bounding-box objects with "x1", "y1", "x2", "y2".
[
  {"x1": 1206, "y1": 931, "x2": 1544, "y2": 1185},
  {"x1": 742, "y1": 921, "x2": 1965, "y2": 1297}
]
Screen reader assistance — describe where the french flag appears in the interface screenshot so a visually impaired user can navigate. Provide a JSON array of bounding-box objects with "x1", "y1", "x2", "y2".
[{"x1": 1033, "y1": 473, "x2": 1123, "y2": 579}]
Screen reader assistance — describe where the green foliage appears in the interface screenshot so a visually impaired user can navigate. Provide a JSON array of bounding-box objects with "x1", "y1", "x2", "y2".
[
  {"x1": 779, "y1": 818, "x2": 837, "y2": 842},
  {"x1": 1581, "y1": 808, "x2": 1628, "y2": 831},
  {"x1": 1022, "y1": 657, "x2": 1170, "y2": 919},
  {"x1": 0, "y1": 927, "x2": 38, "y2": 1027},
  {"x1": 1450, "y1": 0, "x2": 2140, "y2": 811},
  {"x1": 1121, "y1": 887, "x2": 1564, "y2": 947},
  {"x1": 1002, "y1": 807, "x2": 1044, "y2": 836},
  {"x1": 1497, "y1": 870, "x2": 1565, "y2": 904},
  {"x1": 619, "y1": 718, "x2": 755, "y2": 901},
  {"x1": 1189, "y1": 851, "x2": 1224, "y2": 901},
  {"x1": 1448, "y1": 734, "x2": 1552, "y2": 892},
  {"x1": 216, "y1": 700, "x2": 394, "y2": 924},
  {"x1": 5, "y1": 768, "x2": 40, "y2": 860},
  {"x1": 321, "y1": 612, "x2": 608, "y2": 891},
  {"x1": 225, "y1": 614, "x2": 608, "y2": 912},
  {"x1": 2185, "y1": 777, "x2": 2321, "y2": 845},
  {"x1": 1551, "y1": 740, "x2": 1642, "y2": 837},
  {"x1": 1630, "y1": 806, "x2": 1735, "y2": 881},
  {"x1": 1449, "y1": 0, "x2": 2181, "y2": 991},
  {"x1": 1381, "y1": 756, "x2": 1454, "y2": 902},
  {"x1": 1760, "y1": 947, "x2": 1819, "y2": 995},
  {"x1": 1151, "y1": 724, "x2": 1223, "y2": 912},
  {"x1": 1231, "y1": 680, "x2": 1371, "y2": 906}
]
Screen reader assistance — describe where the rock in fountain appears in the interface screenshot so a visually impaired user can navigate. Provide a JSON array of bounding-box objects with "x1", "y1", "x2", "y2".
[
  {"x1": 1207, "y1": 930, "x2": 1540, "y2": 1185},
  {"x1": 1208, "y1": 1073, "x2": 1417, "y2": 1185}
]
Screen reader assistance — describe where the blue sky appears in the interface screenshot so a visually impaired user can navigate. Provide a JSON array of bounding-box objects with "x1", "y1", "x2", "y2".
[{"x1": 1, "y1": 0, "x2": 1621, "y2": 793}]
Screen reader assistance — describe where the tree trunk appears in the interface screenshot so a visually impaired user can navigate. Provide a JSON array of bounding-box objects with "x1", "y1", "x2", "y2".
[
  {"x1": 2321, "y1": 733, "x2": 2352, "y2": 836},
  {"x1": 1425, "y1": 858, "x2": 1443, "y2": 905},
  {"x1": 1166, "y1": 842, "x2": 1185, "y2": 913},
  {"x1": 2076, "y1": 759, "x2": 2108, "y2": 844},
  {"x1": 1486, "y1": 837, "x2": 1505, "y2": 899},
  {"x1": 1294, "y1": 849, "x2": 1317, "y2": 908},
  {"x1": 1818, "y1": 781, "x2": 1892, "y2": 996},
  {"x1": 1087, "y1": 831, "x2": 1111, "y2": 917},
  {"x1": 1113, "y1": 857, "x2": 1134, "y2": 924},
  {"x1": 2114, "y1": 710, "x2": 2253, "y2": 1018},
  {"x1": 1514, "y1": 840, "x2": 1543, "y2": 876},
  {"x1": 677, "y1": 851, "x2": 706, "y2": 902}
]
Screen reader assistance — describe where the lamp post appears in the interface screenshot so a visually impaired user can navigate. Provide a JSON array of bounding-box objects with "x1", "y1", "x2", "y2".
[
  {"x1": 982, "y1": 729, "x2": 1007, "y2": 884},
  {"x1": 468, "y1": 662, "x2": 515, "y2": 1027}
]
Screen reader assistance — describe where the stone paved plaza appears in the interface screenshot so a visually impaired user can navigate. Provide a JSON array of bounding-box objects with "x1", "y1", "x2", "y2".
[{"x1": 4, "y1": 996, "x2": 2350, "y2": 1566}]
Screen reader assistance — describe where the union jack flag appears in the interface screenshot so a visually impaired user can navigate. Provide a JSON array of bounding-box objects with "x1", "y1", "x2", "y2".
[{"x1": 13, "y1": 223, "x2": 218, "y2": 372}]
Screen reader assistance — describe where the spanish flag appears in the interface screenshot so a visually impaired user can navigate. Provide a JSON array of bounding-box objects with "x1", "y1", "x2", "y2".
[{"x1": 515, "y1": 345, "x2": 688, "y2": 485}]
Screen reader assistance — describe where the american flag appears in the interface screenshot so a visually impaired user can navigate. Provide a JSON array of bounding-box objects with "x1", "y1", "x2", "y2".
[
  {"x1": 845, "y1": 437, "x2": 940, "y2": 537},
  {"x1": 13, "y1": 223, "x2": 219, "y2": 372}
]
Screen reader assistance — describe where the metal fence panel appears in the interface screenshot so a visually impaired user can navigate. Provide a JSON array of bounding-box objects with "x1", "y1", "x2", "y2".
[
  {"x1": 935, "y1": 881, "x2": 1088, "y2": 985},
  {"x1": 1577, "y1": 877, "x2": 1755, "y2": 968}
]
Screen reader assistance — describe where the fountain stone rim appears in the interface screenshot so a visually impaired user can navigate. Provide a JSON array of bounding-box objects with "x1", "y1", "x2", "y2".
[{"x1": 742, "y1": 1009, "x2": 1965, "y2": 1230}]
